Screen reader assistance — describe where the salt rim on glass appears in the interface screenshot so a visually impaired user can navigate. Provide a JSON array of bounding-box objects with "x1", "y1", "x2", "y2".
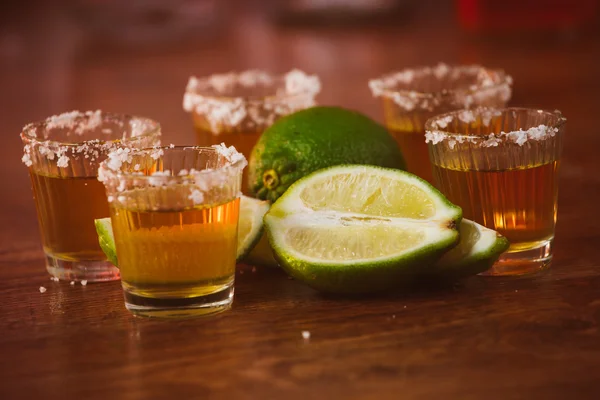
[
  {"x1": 98, "y1": 143, "x2": 247, "y2": 207},
  {"x1": 424, "y1": 107, "x2": 567, "y2": 150},
  {"x1": 21, "y1": 110, "x2": 161, "y2": 169},
  {"x1": 182, "y1": 69, "x2": 321, "y2": 133},
  {"x1": 368, "y1": 63, "x2": 513, "y2": 112}
]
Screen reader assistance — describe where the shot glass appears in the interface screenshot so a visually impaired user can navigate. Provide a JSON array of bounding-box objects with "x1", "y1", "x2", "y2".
[
  {"x1": 21, "y1": 111, "x2": 161, "y2": 282},
  {"x1": 369, "y1": 63, "x2": 512, "y2": 184},
  {"x1": 183, "y1": 69, "x2": 321, "y2": 193},
  {"x1": 98, "y1": 144, "x2": 247, "y2": 318},
  {"x1": 426, "y1": 107, "x2": 566, "y2": 276}
]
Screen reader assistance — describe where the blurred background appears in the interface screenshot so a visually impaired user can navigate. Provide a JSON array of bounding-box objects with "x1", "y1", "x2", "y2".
[
  {"x1": 0, "y1": 0, "x2": 599, "y2": 207},
  {"x1": 1, "y1": 0, "x2": 598, "y2": 127}
]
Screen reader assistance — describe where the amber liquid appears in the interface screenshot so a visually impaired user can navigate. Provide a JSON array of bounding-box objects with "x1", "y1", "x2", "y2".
[
  {"x1": 30, "y1": 172, "x2": 110, "y2": 261},
  {"x1": 432, "y1": 162, "x2": 559, "y2": 251},
  {"x1": 388, "y1": 128, "x2": 433, "y2": 184},
  {"x1": 194, "y1": 123, "x2": 261, "y2": 194},
  {"x1": 111, "y1": 198, "x2": 239, "y2": 299}
]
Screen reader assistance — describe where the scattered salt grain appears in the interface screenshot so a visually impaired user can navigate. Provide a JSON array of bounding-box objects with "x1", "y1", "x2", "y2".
[
  {"x1": 81, "y1": 280, "x2": 88, "y2": 286},
  {"x1": 70, "y1": 281, "x2": 75, "y2": 286},
  {"x1": 50, "y1": 276, "x2": 59, "y2": 282},
  {"x1": 302, "y1": 331, "x2": 311, "y2": 340},
  {"x1": 39, "y1": 286, "x2": 47, "y2": 293}
]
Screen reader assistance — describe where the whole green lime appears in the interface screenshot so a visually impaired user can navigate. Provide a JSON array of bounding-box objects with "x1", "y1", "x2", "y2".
[{"x1": 248, "y1": 106, "x2": 406, "y2": 201}]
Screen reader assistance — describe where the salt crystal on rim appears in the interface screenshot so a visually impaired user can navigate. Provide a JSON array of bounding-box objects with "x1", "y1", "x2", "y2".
[
  {"x1": 369, "y1": 65, "x2": 512, "y2": 111},
  {"x1": 458, "y1": 110, "x2": 476, "y2": 124},
  {"x1": 183, "y1": 70, "x2": 320, "y2": 134},
  {"x1": 194, "y1": 176, "x2": 210, "y2": 192},
  {"x1": 148, "y1": 170, "x2": 171, "y2": 186},
  {"x1": 285, "y1": 69, "x2": 321, "y2": 95},
  {"x1": 433, "y1": 62, "x2": 450, "y2": 79},
  {"x1": 188, "y1": 189, "x2": 205, "y2": 204},
  {"x1": 56, "y1": 154, "x2": 69, "y2": 168},
  {"x1": 425, "y1": 131, "x2": 446, "y2": 145},
  {"x1": 212, "y1": 143, "x2": 247, "y2": 165},
  {"x1": 150, "y1": 148, "x2": 164, "y2": 160},
  {"x1": 105, "y1": 147, "x2": 132, "y2": 171},
  {"x1": 38, "y1": 146, "x2": 55, "y2": 160},
  {"x1": 433, "y1": 115, "x2": 453, "y2": 129},
  {"x1": 21, "y1": 153, "x2": 32, "y2": 167},
  {"x1": 482, "y1": 134, "x2": 502, "y2": 147}
]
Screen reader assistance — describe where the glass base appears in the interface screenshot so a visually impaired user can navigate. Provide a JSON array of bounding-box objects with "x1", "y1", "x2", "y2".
[
  {"x1": 479, "y1": 239, "x2": 553, "y2": 277},
  {"x1": 123, "y1": 282, "x2": 234, "y2": 318},
  {"x1": 46, "y1": 253, "x2": 120, "y2": 282}
]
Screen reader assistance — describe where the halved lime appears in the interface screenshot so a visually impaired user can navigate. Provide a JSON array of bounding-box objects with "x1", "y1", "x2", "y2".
[
  {"x1": 95, "y1": 218, "x2": 118, "y2": 267},
  {"x1": 264, "y1": 165, "x2": 462, "y2": 294},
  {"x1": 431, "y1": 219, "x2": 509, "y2": 279},
  {"x1": 94, "y1": 195, "x2": 269, "y2": 266}
]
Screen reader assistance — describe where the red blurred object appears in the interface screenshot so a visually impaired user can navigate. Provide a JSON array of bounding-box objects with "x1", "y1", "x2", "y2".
[{"x1": 457, "y1": 0, "x2": 599, "y2": 32}]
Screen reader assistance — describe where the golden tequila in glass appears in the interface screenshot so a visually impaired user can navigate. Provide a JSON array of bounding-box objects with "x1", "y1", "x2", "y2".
[
  {"x1": 426, "y1": 108, "x2": 566, "y2": 276},
  {"x1": 21, "y1": 111, "x2": 161, "y2": 282},
  {"x1": 370, "y1": 64, "x2": 512, "y2": 184},
  {"x1": 183, "y1": 69, "x2": 321, "y2": 194},
  {"x1": 99, "y1": 145, "x2": 246, "y2": 317}
]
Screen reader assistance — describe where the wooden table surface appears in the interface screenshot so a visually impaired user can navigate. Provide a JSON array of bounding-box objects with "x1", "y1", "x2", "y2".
[{"x1": 2, "y1": 2, "x2": 600, "y2": 399}]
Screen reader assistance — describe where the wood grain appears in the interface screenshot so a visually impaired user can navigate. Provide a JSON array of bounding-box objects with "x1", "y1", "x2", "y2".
[{"x1": 1, "y1": 1, "x2": 600, "y2": 399}]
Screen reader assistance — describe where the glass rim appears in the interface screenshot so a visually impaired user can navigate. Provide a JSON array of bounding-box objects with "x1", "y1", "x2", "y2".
[
  {"x1": 369, "y1": 64, "x2": 512, "y2": 104},
  {"x1": 183, "y1": 69, "x2": 321, "y2": 106},
  {"x1": 424, "y1": 107, "x2": 566, "y2": 145},
  {"x1": 98, "y1": 145, "x2": 247, "y2": 185},
  {"x1": 20, "y1": 110, "x2": 161, "y2": 148}
]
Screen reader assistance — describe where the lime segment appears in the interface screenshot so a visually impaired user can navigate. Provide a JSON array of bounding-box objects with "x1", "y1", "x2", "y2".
[
  {"x1": 95, "y1": 218, "x2": 118, "y2": 267},
  {"x1": 264, "y1": 165, "x2": 462, "y2": 294},
  {"x1": 432, "y1": 219, "x2": 510, "y2": 278}
]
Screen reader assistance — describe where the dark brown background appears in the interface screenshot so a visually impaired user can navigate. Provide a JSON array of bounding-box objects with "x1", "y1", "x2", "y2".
[{"x1": 1, "y1": 1, "x2": 600, "y2": 399}]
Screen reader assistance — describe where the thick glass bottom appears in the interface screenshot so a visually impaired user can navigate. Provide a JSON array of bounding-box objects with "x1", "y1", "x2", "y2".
[
  {"x1": 479, "y1": 238, "x2": 553, "y2": 277},
  {"x1": 46, "y1": 253, "x2": 120, "y2": 282},
  {"x1": 123, "y1": 280, "x2": 234, "y2": 318}
]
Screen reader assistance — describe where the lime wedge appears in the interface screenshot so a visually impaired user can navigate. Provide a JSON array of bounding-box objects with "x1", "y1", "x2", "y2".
[
  {"x1": 94, "y1": 218, "x2": 118, "y2": 267},
  {"x1": 94, "y1": 195, "x2": 269, "y2": 266},
  {"x1": 431, "y1": 219, "x2": 509, "y2": 279},
  {"x1": 237, "y1": 195, "x2": 270, "y2": 261},
  {"x1": 264, "y1": 165, "x2": 462, "y2": 294},
  {"x1": 244, "y1": 232, "x2": 279, "y2": 267}
]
